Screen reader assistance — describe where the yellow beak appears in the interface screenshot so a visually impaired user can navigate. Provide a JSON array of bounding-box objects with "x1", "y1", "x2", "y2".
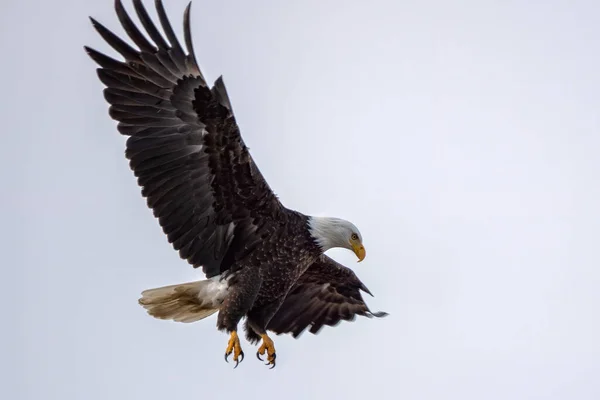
[{"x1": 352, "y1": 243, "x2": 366, "y2": 262}]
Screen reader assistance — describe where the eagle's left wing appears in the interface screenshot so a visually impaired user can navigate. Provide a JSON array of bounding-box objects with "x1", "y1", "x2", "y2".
[
  {"x1": 85, "y1": 0, "x2": 285, "y2": 279},
  {"x1": 267, "y1": 255, "x2": 387, "y2": 338}
]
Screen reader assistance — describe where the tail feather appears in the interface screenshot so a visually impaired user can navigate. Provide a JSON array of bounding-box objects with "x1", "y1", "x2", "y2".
[{"x1": 138, "y1": 279, "x2": 227, "y2": 323}]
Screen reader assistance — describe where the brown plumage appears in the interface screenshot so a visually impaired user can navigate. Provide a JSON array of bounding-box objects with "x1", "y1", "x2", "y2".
[
  {"x1": 266, "y1": 255, "x2": 388, "y2": 339},
  {"x1": 86, "y1": 0, "x2": 386, "y2": 368}
]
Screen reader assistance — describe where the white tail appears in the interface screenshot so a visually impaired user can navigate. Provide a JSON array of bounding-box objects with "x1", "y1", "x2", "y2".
[{"x1": 138, "y1": 279, "x2": 228, "y2": 323}]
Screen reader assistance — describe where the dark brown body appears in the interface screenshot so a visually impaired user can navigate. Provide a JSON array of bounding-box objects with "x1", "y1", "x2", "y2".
[{"x1": 216, "y1": 212, "x2": 321, "y2": 342}]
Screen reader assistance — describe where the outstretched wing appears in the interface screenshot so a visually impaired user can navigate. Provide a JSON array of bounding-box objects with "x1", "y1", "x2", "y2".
[
  {"x1": 85, "y1": 0, "x2": 284, "y2": 278},
  {"x1": 267, "y1": 255, "x2": 388, "y2": 338}
]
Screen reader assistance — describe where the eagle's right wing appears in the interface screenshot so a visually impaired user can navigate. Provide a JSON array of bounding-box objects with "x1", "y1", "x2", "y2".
[
  {"x1": 85, "y1": 0, "x2": 284, "y2": 277},
  {"x1": 267, "y1": 255, "x2": 388, "y2": 338}
]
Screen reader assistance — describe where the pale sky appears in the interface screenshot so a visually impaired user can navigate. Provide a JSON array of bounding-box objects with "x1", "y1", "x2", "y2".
[{"x1": 4, "y1": 0, "x2": 600, "y2": 399}]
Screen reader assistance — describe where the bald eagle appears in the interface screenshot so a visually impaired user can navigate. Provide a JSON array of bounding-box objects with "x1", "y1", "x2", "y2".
[{"x1": 85, "y1": 0, "x2": 386, "y2": 368}]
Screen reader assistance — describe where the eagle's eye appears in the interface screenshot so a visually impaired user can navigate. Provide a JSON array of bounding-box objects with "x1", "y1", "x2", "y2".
[{"x1": 351, "y1": 233, "x2": 359, "y2": 241}]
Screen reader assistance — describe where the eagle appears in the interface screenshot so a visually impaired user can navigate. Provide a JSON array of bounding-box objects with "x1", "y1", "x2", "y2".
[{"x1": 85, "y1": 0, "x2": 387, "y2": 368}]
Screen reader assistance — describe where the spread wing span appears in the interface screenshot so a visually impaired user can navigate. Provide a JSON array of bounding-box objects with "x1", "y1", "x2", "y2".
[{"x1": 85, "y1": 0, "x2": 284, "y2": 278}]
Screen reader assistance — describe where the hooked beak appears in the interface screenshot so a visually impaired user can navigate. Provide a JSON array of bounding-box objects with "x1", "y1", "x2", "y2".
[{"x1": 352, "y1": 243, "x2": 366, "y2": 262}]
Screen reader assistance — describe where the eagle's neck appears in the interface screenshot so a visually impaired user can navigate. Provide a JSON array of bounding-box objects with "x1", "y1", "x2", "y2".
[{"x1": 307, "y1": 216, "x2": 351, "y2": 252}]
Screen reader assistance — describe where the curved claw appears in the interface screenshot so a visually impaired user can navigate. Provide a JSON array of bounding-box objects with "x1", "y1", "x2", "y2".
[
  {"x1": 257, "y1": 333, "x2": 277, "y2": 368},
  {"x1": 224, "y1": 331, "x2": 243, "y2": 368},
  {"x1": 226, "y1": 350, "x2": 244, "y2": 368}
]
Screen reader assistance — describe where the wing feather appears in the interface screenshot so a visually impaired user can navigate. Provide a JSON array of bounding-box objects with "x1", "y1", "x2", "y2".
[
  {"x1": 86, "y1": 0, "x2": 283, "y2": 277},
  {"x1": 267, "y1": 255, "x2": 388, "y2": 338}
]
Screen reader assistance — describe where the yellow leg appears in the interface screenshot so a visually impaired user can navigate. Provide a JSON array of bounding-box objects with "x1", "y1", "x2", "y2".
[
  {"x1": 256, "y1": 333, "x2": 277, "y2": 368},
  {"x1": 224, "y1": 331, "x2": 244, "y2": 368}
]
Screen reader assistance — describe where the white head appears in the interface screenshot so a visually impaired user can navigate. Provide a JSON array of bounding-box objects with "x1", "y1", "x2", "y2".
[{"x1": 307, "y1": 217, "x2": 366, "y2": 262}]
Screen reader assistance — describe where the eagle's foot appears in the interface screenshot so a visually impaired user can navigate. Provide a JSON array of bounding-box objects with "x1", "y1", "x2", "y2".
[
  {"x1": 256, "y1": 333, "x2": 276, "y2": 368},
  {"x1": 224, "y1": 331, "x2": 244, "y2": 368}
]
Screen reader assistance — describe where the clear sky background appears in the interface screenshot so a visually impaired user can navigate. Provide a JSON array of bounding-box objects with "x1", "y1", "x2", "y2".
[{"x1": 3, "y1": 0, "x2": 599, "y2": 399}]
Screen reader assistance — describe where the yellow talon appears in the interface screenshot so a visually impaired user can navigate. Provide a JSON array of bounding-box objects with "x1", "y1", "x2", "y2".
[
  {"x1": 224, "y1": 331, "x2": 244, "y2": 368},
  {"x1": 256, "y1": 333, "x2": 277, "y2": 368}
]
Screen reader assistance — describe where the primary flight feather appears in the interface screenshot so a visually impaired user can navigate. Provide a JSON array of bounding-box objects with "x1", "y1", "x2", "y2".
[{"x1": 86, "y1": 0, "x2": 386, "y2": 368}]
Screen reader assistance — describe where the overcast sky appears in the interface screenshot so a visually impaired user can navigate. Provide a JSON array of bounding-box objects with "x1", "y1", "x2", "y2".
[{"x1": 3, "y1": 0, "x2": 600, "y2": 399}]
